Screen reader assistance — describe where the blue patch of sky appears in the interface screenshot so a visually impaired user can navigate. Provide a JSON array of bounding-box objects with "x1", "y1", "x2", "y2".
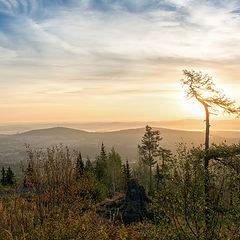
[
  {"x1": 0, "y1": 0, "x2": 239, "y2": 47},
  {"x1": 0, "y1": 0, "x2": 180, "y2": 17},
  {"x1": 0, "y1": 0, "x2": 180, "y2": 35},
  {"x1": 87, "y1": 0, "x2": 179, "y2": 13},
  {"x1": 231, "y1": 9, "x2": 240, "y2": 14},
  {"x1": 0, "y1": 12, "x2": 17, "y2": 34},
  {"x1": 204, "y1": 0, "x2": 240, "y2": 12},
  {"x1": 0, "y1": 0, "x2": 76, "y2": 19},
  {"x1": 1, "y1": 0, "x2": 240, "y2": 16}
]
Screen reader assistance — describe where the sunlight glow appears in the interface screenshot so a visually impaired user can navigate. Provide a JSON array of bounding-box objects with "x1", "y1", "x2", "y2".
[
  {"x1": 183, "y1": 98, "x2": 205, "y2": 117},
  {"x1": 0, "y1": 0, "x2": 240, "y2": 122}
]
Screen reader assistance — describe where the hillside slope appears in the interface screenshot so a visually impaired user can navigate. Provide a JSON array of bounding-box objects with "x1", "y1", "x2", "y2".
[{"x1": 0, "y1": 127, "x2": 239, "y2": 164}]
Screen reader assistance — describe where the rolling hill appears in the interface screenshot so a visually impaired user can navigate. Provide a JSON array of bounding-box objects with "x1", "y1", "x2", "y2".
[{"x1": 0, "y1": 126, "x2": 239, "y2": 165}]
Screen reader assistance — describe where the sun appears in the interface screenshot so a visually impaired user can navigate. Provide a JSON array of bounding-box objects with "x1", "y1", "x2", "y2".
[{"x1": 184, "y1": 98, "x2": 205, "y2": 116}]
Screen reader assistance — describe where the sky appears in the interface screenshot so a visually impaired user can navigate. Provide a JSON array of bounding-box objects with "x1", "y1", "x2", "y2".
[{"x1": 0, "y1": 0, "x2": 240, "y2": 123}]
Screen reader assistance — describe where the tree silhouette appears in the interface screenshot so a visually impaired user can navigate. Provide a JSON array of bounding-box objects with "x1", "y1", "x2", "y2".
[
  {"x1": 158, "y1": 147, "x2": 172, "y2": 169},
  {"x1": 181, "y1": 69, "x2": 239, "y2": 150},
  {"x1": 5, "y1": 167, "x2": 15, "y2": 185},
  {"x1": 122, "y1": 160, "x2": 131, "y2": 191},
  {"x1": 85, "y1": 155, "x2": 93, "y2": 172},
  {"x1": 1, "y1": 167, "x2": 6, "y2": 185},
  {"x1": 181, "y1": 69, "x2": 240, "y2": 236},
  {"x1": 154, "y1": 163, "x2": 162, "y2": 189},
  {"x1": 95, "y1": 143, "x2": 108, "y2": 182},
  {"x1": 75, "y1": 152, "x2": 85, "y2": 180},
  {"x1": 138, "y1": 125, "x2": 162, "y2": 195}
]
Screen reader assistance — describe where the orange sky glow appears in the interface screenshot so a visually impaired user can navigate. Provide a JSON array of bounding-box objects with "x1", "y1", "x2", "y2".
[{"x1": 1, "y1": 0, "x2": 240, "y2": 123}]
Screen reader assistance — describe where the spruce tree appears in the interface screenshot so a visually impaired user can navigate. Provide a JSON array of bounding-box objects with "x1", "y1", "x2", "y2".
[
  {"x1": 85, "y1": 155, "x2": 93, "y2": 172},
  {"x1": 5, "y1": 167, "x2": 15, "y2": 185},
  {"x1": 95, "y1": 143, "x2": 108, "y2": 182},
  {"x1": 100, "y1": 143, "x2": 107, "y2": 161},
  {"x1": 75, "y1": 152, "x2": 85, "y2": 180},
  {"x1": 1, "y1": 167, "x2": 6, "y2": 185},
  {"x1": 122, "y1": 160, "x2": 131, "y2": 191}
]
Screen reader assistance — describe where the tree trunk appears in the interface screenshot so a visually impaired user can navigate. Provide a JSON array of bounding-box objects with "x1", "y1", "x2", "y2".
[
  {"x1": 162, "y1": 153, "x2": 165, "y2": 168},
  {"x1": 204, "y1": 104, "x2": 210, "y2": 151},
  {"x1": 112, "y1": 168, "x2": 116, "y2": 193},
  {"x1": 149, "y1": 164, "x2": 152, "y2": 195},
  {"x1": 203, "y1": 104, "x2": 211, "y2": 237}
]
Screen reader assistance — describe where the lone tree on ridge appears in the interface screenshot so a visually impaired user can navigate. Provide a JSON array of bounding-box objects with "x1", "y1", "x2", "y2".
[{"x1": 181, "y1": 69, "x2": 240, "y2": 236}]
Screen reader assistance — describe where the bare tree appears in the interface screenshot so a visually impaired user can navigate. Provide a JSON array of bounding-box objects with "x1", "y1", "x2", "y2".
[{"x1": 181, "y1": 69, "x2": 239, "y2": 236}]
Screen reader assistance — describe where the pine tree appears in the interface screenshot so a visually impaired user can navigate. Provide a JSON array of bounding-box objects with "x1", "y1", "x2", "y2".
[
  {"x1": 85, "y1": 155, "x2": 93, "y2": 172},
  {"x1": 138, "y1": 125, "x2": 162, "y2": 195},
  {"x1": 158, "y1": 147, "x2": 172, "y2": 169},
  {"x1": 155, "y1": 163, "x2": 163, "y2": 189},
  {"x1": 75, "y1": 152, "x2": 85, "y2": 180},
  {"x1": 95, "y1": 143, "x2": 108, "y2": 181},
  {"x1": 125, "y1": 160, "x2": 131, "y2": 185},
  {"x1": 5, "y1": 167, "x2": 15, "y2": 185},
  {"x1": 122, "y1": 160, "x2": 131, "y2": 191},
  {"x1": 181, "y1": 69, "x2": 240, "y2": 235},
  {"x1": 100, "y1": 143, "x2": 107, "y2": 161},
  {"x1": 1, "y1": 167, "x2": 6, "y2": 185}
]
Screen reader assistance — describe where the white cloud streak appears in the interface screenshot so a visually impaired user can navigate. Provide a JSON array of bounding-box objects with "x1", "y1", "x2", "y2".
[{"x1": 0, "y1": 0, "x2": 240, "y2": 121}]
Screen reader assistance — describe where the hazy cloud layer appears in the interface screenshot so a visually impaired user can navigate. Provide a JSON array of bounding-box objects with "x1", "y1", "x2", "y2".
[{"x1": 0, "y1": 0, "x2": 240, "y2": 121}]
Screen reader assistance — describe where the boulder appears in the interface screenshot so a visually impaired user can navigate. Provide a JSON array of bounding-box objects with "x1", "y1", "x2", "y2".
[{"x1": 97, "y1": 179, "x2": 153, "y2": 224}]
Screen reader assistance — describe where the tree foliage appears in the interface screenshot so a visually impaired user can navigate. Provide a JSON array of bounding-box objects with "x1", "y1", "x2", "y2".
[
  {"x1": 95, "y1": 143, "x2": 108, "y2": 182},
  {"x1": 1, "y1": 166, "x2": 15, "y2": 186},
  {"x1": 1, "y1": 141, "x2": 240, "y2": 239},
  {"x1": 138, "y1": 125, "x2": 163, "y2": 194},
  {"x1": 75, "y1": 152, "x2": 85, "y2": 180},
  {"x1": 181, "y1": 69, "x2": 240, "y2": 237},
  {"x1": 181, "y1": 69, "x2": 239, "y2": 114}
]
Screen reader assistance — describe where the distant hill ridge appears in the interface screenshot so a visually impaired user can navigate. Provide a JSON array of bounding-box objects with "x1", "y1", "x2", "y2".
[
  {"x1": 14, "y1": 126, "x2": 239, "y2": 143},
  {"x1": 0, "y1": 126, "x2": 239, "y2": 165},
  {"x1": 18, "y1": 126, "x2": 203, "y2": 136},
  {"x1": 1, "y1": 119, "x2": 240, "y2": 135},
  {"x1": 17, "y1": 127, "x2": 89, "y2": 137}
]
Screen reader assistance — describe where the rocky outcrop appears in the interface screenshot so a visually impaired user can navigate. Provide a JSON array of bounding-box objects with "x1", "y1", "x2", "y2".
[
  {"x1": 97, "y1": 179, "x2": 153, "y2": 224},
  {"x1": 122, "y1": 179, "x2": 152, "y2": 224}
]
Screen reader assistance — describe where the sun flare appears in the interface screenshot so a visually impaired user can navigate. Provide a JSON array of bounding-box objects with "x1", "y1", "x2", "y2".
[{"x1": 184, "y1": 98, "x2": 205, "y2": 116}]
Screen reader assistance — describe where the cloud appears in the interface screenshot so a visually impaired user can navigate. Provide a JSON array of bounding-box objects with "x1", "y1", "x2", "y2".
[
  {"x1": 0, "y1": 0, "x2": 240, "y2": 121},
  {"x1": 47, "y1": 88, "x2": 180, "y2": 96}
]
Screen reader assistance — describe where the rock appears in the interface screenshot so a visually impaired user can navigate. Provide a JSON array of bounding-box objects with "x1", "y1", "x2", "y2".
[
  {"x1": 122, "y1": 179, "x2": 152, "y2": 224},
  {"x1": 96, "y1": 179, "x2": 153, "y2": 225}
]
